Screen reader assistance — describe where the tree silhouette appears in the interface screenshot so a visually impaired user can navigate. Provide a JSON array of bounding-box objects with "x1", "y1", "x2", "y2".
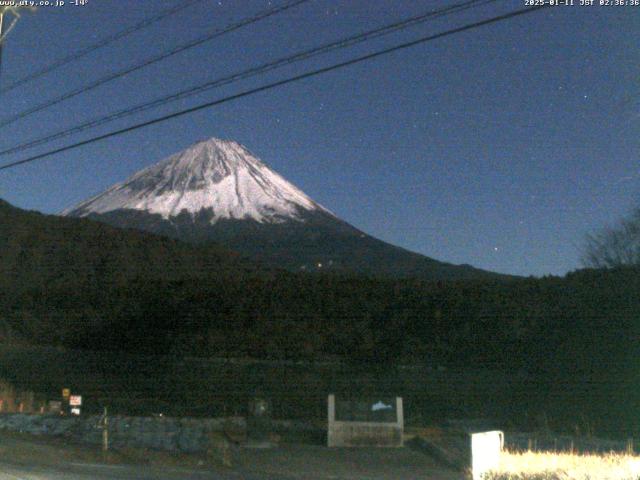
[{"x1": 582, "y1": 207, "x2": 640, "y2": 268}]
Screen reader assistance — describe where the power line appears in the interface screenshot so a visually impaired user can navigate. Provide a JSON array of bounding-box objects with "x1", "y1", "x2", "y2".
[
  {"x1": 0, "y1": 0, "x2": 498, "y2": 157},
  {"x1": 0, "y1": 0, "x2": 311, "y2": 128},
  {"x1": 0, "y1": 4, "x2": 550, "y2": 173},
  {"x1": 0, "y1": 0, "x2": 206, "y2": 96}
]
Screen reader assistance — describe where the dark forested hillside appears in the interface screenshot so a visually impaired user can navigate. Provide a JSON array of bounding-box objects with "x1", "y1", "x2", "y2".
[
  {"x1": 1, "y1": 198, "x2": 638, "y2": 376},
  {"x1": 60, "y1": 269, "x2": 640, "y2": 374},
  {"x1": 0, "y1": 198, "x2": 254, "y2": 286},
  {"x1": 0, "y1": 198, "x2": 261, "y2": 344},
  {"x1": 2, "y1": 199, "x2": 640, "y2": 436}
]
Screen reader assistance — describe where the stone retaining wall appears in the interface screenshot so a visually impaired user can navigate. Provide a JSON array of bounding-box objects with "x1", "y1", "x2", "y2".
[{"x1": 0, "y1": 413, "x2": 246, "y2": 453}]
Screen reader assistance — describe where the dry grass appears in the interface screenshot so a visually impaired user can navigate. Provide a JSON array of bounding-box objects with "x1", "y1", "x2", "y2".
[{"x1": 485, "y1": 450, "x2": 640, "y2": 480}]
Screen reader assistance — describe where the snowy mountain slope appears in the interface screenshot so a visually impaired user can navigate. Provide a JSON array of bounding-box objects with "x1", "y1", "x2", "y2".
[
  {"x1": 64, "y1": 138, "x2": 330, "y2": 223},
  {"x1": 64, "y1": 137, "x2": 506, "y2": 280}
]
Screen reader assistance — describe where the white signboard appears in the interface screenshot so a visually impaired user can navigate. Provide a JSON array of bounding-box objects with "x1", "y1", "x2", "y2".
[
  {"x1": 471, "y1": 430, "x2": 503, "y2": 480},
  {"x1": 69, "y1": 395, "x2": 82, "y2": 406}
]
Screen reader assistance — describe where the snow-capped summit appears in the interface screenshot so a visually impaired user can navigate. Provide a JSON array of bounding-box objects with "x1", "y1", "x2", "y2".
[
  {"x1": 64, "y1": 137, "x2": 502, "y2": 280},
  {"x1": 64, "y1": 137, "x2": 329, "y2": 223}
]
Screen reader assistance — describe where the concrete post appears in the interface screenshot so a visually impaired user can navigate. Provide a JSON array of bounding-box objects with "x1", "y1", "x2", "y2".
[
  {"x1": 102, "y1": 407, "x2": 109, "y2": 452},
  {"x1": 327, "y1": 394, "x2": 336, "y2": 446},
  {"x1": 328, "y1": 394, "x2": 336, "y2": 424},
  {"x1": 395, "y1": 397, "x2": 403, "y2": 427}
]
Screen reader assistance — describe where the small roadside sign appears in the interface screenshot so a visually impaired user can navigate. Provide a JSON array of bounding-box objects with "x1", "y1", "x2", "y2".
[
  {"x1": 62, "y1": 388, "x2": 70, "y2": 398},
  {"x1": 69, "y1": 395, "x2": 82, "y2": 406},
  {"x1": 48, "y1": 400, "x2": 62, "y2": 414}
]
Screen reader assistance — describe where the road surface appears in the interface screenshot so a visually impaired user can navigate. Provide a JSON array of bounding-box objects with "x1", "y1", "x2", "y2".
[
  {"x1": 0, "y1": 431, "x2": 462, "y2": 479},
  {"x1": 0, "y1": 462, "x2": 286, "y2": 480}
]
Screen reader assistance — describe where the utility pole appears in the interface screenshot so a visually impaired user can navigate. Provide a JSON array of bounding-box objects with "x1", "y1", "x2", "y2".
[
  {"x1": 0, "y1": 8, "x2": 6, "y2": 84},
  {"x1": 0, "y1": 6, "x2": 35, "y2": 87}
]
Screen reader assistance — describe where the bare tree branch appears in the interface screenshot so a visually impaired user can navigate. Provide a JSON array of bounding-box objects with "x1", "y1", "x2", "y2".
[{"x1": 582, "y1": 208, "x2": 640, "y2": 268}]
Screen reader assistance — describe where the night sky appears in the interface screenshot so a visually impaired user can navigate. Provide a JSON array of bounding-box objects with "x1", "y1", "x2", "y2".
[{"x1": 0, "y1": 0, "x2": 637, "y2": 276}]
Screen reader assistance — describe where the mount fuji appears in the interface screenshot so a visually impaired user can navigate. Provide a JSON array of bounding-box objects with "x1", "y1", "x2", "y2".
[{"x1": 64, "y1": 138, "x2": 499, "y2": 280}]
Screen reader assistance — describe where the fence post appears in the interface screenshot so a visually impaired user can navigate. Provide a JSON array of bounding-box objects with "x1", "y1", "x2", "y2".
[
  {"x1": 102, "y1": 407, "x2": 109, "y2": 453},
  {"x1": 627, "y1": 438, "x2": 634, "y2": 455}
]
